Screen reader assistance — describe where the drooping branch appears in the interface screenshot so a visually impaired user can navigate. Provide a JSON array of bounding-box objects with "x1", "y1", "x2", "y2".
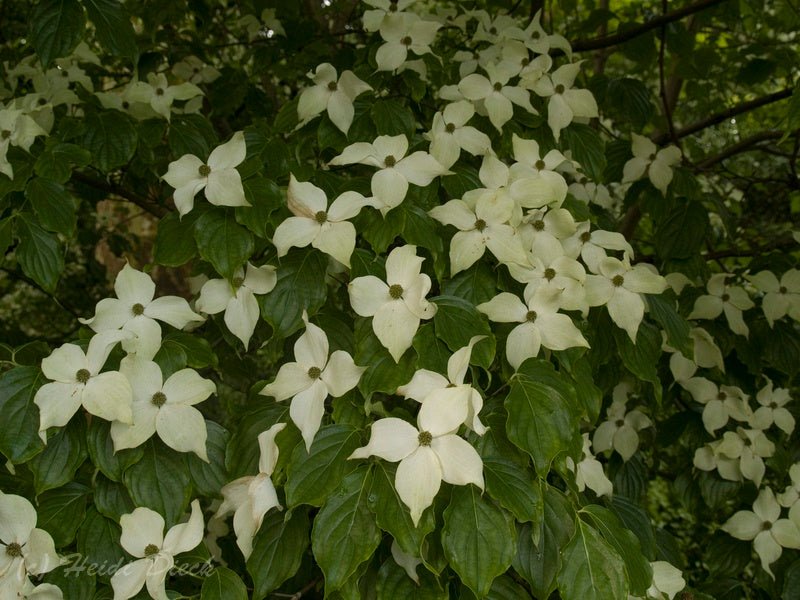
[
  {"x1": 571, "y1": 0, "x2": 728, "y2": 52},
  {"x1": 72, "y1": 171, "x2": 169, "y2": 218}
]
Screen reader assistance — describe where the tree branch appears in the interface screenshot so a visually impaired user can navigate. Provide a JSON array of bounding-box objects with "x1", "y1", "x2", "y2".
[
  {"x1": 71, "y1": 171, "x2": 168, "y2": 218},
  {"x1": 695, "y1": 130, "x2": 790, "y2": 169},
  {"x1": 571, "y1": 0, "x2": 728, "y2": 52}
]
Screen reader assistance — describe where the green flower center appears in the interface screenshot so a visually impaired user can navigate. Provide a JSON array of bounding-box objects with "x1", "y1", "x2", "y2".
[
  {"x1": 580, "y1": 231, "x2": 592, "y2": 242},
  {"x1": 555, "y1": 84, "x2": 565, "y2": 94},
  {"x1": 489, "y1": 27, "x2": 498, "y2": 35},
  {"x1": 493, "y1": 82, "x2": 503, "y2": 91},
  {"x1": 384, "y1": 155, "x2": 396, "y2": 167},
  {"x1": 446, "y1": 383, "x2": 456, "y2": 388},
  {"x1": 721, "y1": 293, "x2": 730, "y2": 302},
  {"x1": 1, "y1": 130, "x2": 10, "y2": 140},
  {"x1": 155, "y1": 87, "x2": 165, "y2": 96},
  {"x1": 327, "y1": 81, "x2": 338, "y2": 91},
  {"x1": 418, "y1": 431, "x2": 433, "y2": 446},
  {"x1": 761, "y1": 521, "x2": 772, "y2": 531},
  {"x1": 526, "y1": 310, "x2": 537, "y2": 322},
  {"x1": 580, "y1": 177, "x2": 588, "y2": 184},
  {"x1": 308, "y1": 366, "x2": 322, "y2": 379},
  {"x1": 649, "y1": 153, "x2": 657, "y2": 161},
  {"x1": 779, "y1": 286, "x2": 788, "y2": 294},
  {"x1": 198, "y1": 164, "x2": 211, "y2": 177},
  {"x1": 544, "y1": 268, "x2": 556, "y2": 280},
  {"x1": 5, "y1": 542, "x2": 22, "y2": 557},
  {"x1": 401, "y1": 36, "x2": 412, "y2": 46},
  {"x1": 474, "y1": 219, "x2": 487, "y2": 232},
  {"x1": 535, "y1": 160, "x2": 546, "y2": 170},
  {"x1": 521, "y1": 57, "x2": 530, "y2": 66},
  {"x1": 717, "y1": 392, "x2": 727, "y2": 401},
  {"x1": 151, "y1": 392, "x2": 167, "y2": 408},
  {"x1": 122, "y1": 101, "x2": 130, "y2": 109},
  {"x1": 616, "y1": 419, "x2": 625, "y2": 427},
  {"x1": 612, "y1": 275, "x2": 625, "y2": 287},
  {"x1": 389, "y1": 284, "x2": 403, "y2": 299},
  {"x1": 532, "y1": 220, "x2": 545, "y2": 231},
  {"x1": 37, "y1": 97, "x2": 47, "y2": 106},
  {"x1": 132, "y1": 303, "x2": 145, "y2": 316},
  {"x1": 445, "y1": 122, "x2": 456, "y2": 133},
  {"x1": 315, "y1": 211, "x2": 328, "y2": 224},
  {"x1": 76, "y1": 369, "x2": 91, "y2": 384},
  {"x1": 144, "y1": 544, "x2": 160, "y2": 556},
  {"x1": 769, "y1": 401, "x2": 778, "y2": 409},
  {"x1": 531, "y1": 31, "x2": 541, "y2": 40}
]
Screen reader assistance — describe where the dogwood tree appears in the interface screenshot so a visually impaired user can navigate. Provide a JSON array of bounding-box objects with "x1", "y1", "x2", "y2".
[{"x1": 0, "y1": 0, "x2": 799, "y2": 599}]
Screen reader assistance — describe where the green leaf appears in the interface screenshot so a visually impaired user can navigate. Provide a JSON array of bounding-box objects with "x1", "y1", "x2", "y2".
[
  {"x1": 654, "y1": 201, "x2": 709, "y2": 260},
  {"x1": 36, "y1": 482, "x2": 89, "y2": 547},
  {"x1": 75, "y1": 507, "x2": 127, "y2": 582},
  {"x1": 225, "y1": 403, "x2": 290, "y2": 479},
  {"x1": 86, "y1": 418, "x2": 143, "y2": 481},
  {"x1": 647, "y1": 294, "x2": 692, "y2": 357},
  {"x1": 376, "y1": 558, "x2": 448, "y2": 600},
  {"x1": 613, "y1": 321, "x2": 662, "y2": 404},
  {"x1": 557, "y1": 520, "x2": 628, "y2": 600},
  {"x1": 81, "y1": 0, "x2": 137, "y2": 61},
  {"x1": 505, "y1": 359, "x2": 581, "y2": 473},
  {"x1": 201, "y1": 567, "x2": 248, "y2": 600},
  {"x1": 0, "y1": 366, "x2": 45, "y2": 463},
  {"x1": 360, "y1": 207, "x2": 405, "y2": 254},
  {"x1": 561, "y1": 124, "x2": 606, "y2": 182},
  {"x1": 441, "y1": 164, "x2": 482, "y2": 200},
  {"x1": 368, "y1": 461, "x2": 436, "y2": 556},
  {"x1": 483, "y1": 457, "x2": 542, "y2": 523},
  {"x1": 26, "y1": 177, "x2": 77, "y2": 235},
  {"x1": 311, "y1": 466, "x2": 381, "y2": 593},
  {"x1": 153, "y1": 210, "x2": 198, "y2": 266},
  {"x1": 188, "y1": 421, "x2": 229, "y2": 497},
  {"x1": 285, "y1": 424, "x2": 361, "y2": 508},
  {"x1": 370, "y1": 99, "x2": 415, "y2": 137},
  {"x1": 169, "y1": 114, "x2": 217, "y2": 159},
  {"x1": 581, "y1": 505, "x2": 653, "y2": 596},
  {"x1": 513, "y1": 486, "x2": 575, "y2": 599},
  {"x1": 431, "y1": 295, "x2": 494, "y2": 369},
  {"x1": 610, "y1": 495, "x2": 656, "y2": 560},
  {"x1": 29, "y1": 416, "x2": 87, "y2": 494},
  {"x1": 122, "y1": 439, "x2": 191, "y2": 527},
  {"x1": 782, "y1": 559, "x2": 800, "y2": 600},
  {"x1": 605, "y1": 78, "x2": 653, "y2": 129},
  {"x1": 158, "y1": 332, "x2": 217, "y2": 369},
  {"x1": 194, "y1": 207, "x2": 254, "y2": 280},
  {"x1": 93, "y1": 473, "x2": 135, "y2": 520},
  {"x1": 247, "y1": 508, "x2": 311, "y2": 600},
  {"x1": 442, "y1": 485, "x2": 517, "y2": 598},
  {"x1": 82, "y1": 110, "x2": 138, "y2": 172},
  {"x1": 43, "y1": 564, "x2": 96, "y2": 599},
  {"x1": 412, "y1": 323, "x2": 450, "y2": 374},
  {"x1": 35, "y1": 142, "x2": 91, "y2": 183},
  {"x1": 16, "y1": 215, "x2": 64, "y2": 292},
  {"x1": 236, "y1": 177, "x2": 283, "y2": 239},
  {"x1": 29, "y1": 0, "x2": 86, "y2": 68},
  {"x1": 354, "y1": 317, "x2": 417, "y2": 399},
  {"x1": 258, "y1": 248, "x2": 328, "y2": 337},
  {"x1": 0, "y1": 218, "x2": 13, "y2": 257}
]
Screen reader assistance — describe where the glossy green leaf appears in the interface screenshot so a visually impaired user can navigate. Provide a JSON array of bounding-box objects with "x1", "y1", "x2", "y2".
[
  {"x1": 86, "y1": 418, "x2": 143, "y2": 482},
  {"x1": 29, "y1": 416, "x2": 87, "y2": 494},
  {"x1": 354, "y1": 317, "x2": 417, "y2": 399},
  {"x1": 75, "y1": 507, "x2": 126, "y2": 582},
  {"x1": 561, "y1": 123, "x2": 606, "y2": 182},
  {"x1": 36, "y1": 482, "x2": 89, "y2": 547},
  {"x1": 201, "y1": 567, "x2": 248, "y2": 600},
  {"x1": 0, "y1": 366, "x2": 45, "y2": 463},
  {"x1": 247, "y1": 508, "x2": 311, "y2": 600},
  {"x1": 431, "y1": 295, "x2": 494, "y2": 369},
  {"x1": 16, "y1": 215, "x2": 64, "y2": 292},
  {"x1": 370, "y1": 99, "x2": 415, "y2": 137},
  {"x1": 187, "y1": 421, "x2": 229, "y2": 498},
  {"x1": 613, "y1": 321, "x2": 662, "y2": 404},
  {"x1": 557, "y1": 520, "x2": 628, "y2": 600},
  {"x1": 29, "y1": 0, "x2": 86, "y2": 68},
  {"x1": 194, "y1": 207, "x2": 254, "y2": 280},
  {"x1": 82, "y1": 110, "x2": 138, "y2": 172},
  {"x1": 153, "y1": 211, "x2": 198, "y2": 266},
  {"x1": 376, "y1": 558, "x2": 448, "y2": 600},
  {"x1": 483, "y1": 457, "x2": 542, "y2": 523},
  {"x1": 26, "y1": 177, "x2": 77, "y2": 235},
  {"x1": 81, "y1": 0, "x2": 137, "y2": 61}
]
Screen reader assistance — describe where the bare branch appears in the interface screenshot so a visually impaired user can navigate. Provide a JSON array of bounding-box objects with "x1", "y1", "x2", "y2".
[
  {"x1": 695, "y1": 131, "x2": 789, "y2": 169},
  {"x1": 72, "y1": 172, "x2": 169, "y2": 218}
]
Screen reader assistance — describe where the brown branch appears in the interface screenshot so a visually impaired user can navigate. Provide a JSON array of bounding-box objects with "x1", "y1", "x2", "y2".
[
  {"x1": 695, "y1": 131, "x2": 789, "y2": 169},
  {"x1": 658, "y1": 0, "x2": 679, "y2": 147},
  {"x1": 571, "y1": 0, "x2": 728, "y2": 52},
  {"x1": 654, "y1": 87, "x2": 794, "y2": 144},
  {"x1": 71, "y1": 171, "x2": 168, "y2": 218}
]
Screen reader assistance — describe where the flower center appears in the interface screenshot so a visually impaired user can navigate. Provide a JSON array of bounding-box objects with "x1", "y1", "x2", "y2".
[
  {"x1": 198, "y1": 164, "x2": 211, "y2": 177},
  {"x1": 37, "y1": 97, "x2": 47, "y2": 106},
  {"x1": 531, "y1": 31, "x2": 541, "y2": 40},
  {"x1": 232, "y1": 276, "x2": 245, "y2": 288},
  {"x1": 5, "y1": 542, "x2": 22, "y2": 557},
  {"x1": 308, "y1": 366, "x2": 322, "y2": 379},
  {"x1": 532, "y1": 219, "x2": 545, "y2": 231},
  {"x1": 555, "y1": 84, "x2": 565, "y2": 94},
  {"x1": 151, "y1": 391, "x2": 167, "y2": 407},
  {"x1": 1, "y1": 130, "x2": 10, "y2": 140},
  {"x1": 544, "y1": 268, "x2": 556, "y2": 281},
  {"x1": 616, "y1": 419, "x2": 625, "y2": 427},
  {"x1": 474, "y1": 219, "x2": 487, "y2": 232},
  {"x1": 526, "y1": 310, "x2": 537, "y2": 322},
  {"x1": 327, "y1": 81, "x2": 338, "y2": 91},
  {"x1": 122, "y1": 101, "x2": 130, "y2": 109},
  {"x1": 717, "y1": 392, "x2": 727, "y2": 401},
  {"x1": 61, "y1": 70, "x2": 69, "y2": 77},
  {"x1": 493, "y1": 82, "x2": 503, "y2": 91},
  {"x1": 612, "y1": 275, "x2": 625, "y2": 287},
  {"x1": 580, "y1": 231, "x2": 592, "y2": 243},
  {"x1": 389, "y1": 284, "x2": 403, "y2": 299},
  {"x1": 132, "y1": 303, "x2": 145, "y2": 316},
  {"x1": 489, "y1": 27, "x2": 498, "y2": 35},
  {"x1": 779, "y1": 286, "x2": 788, "y2": 294},
  {"x1": 384, "y1": 155, "x2": 396, "y2": 167},
  {"x1": 445, "y1": 122, "x2": 456, "y2": 133},
  {"x1": 76, "y1": 369, "x2": 91, "y2": 384},
  {"x1": 401, "y1": 36, "x2": 412, "y2": 46},
  {"x1": 144, "y1": 544, "x2": 160, "y2": 556},
  {"x1": 535, "y1": 159, "x2": 546, "y2": 170},
  {"x1": 521, "y1": 57, "x2": 530, "y2": 66},
  {"x1": 389, "y1": 3, "x2": 398, "y2": 11},
  {"x1": 314, "y1": 210, "x2": 328, "y2": 224},
  {"x1": 648, "y1": 153, "x2": 657, "y2": 161},
  {"x1": 761, "y1": 521, "x2": 772, "y2": 531},
  {"x1": 580, "y1": 177, "x2": 588, "y2": 184},
  {"x1": 155, "y1": 87, "x2": 165, "y2": 96},
  {"x1": 721, "y1": 293, "x2": 730, "y2": 302},
  {"x1": 418, "y1": 431, "x2": 433, "y2": 446},
  {"x1": 769, "y1": 401, "x2": 778, "y2": 409}
]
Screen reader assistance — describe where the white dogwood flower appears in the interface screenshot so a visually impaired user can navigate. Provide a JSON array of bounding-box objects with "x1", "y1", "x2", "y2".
[
  {"x1": 296, "y1": 63, "x2": 371, "y2": 134},
  {"x1": 622, "y1": 134, "x2": 682, "y2": 195},
  {"x1": 110, "y1": 357, "x2": 216, "y2": 460},
  {"x1": 162, "y1": 131, "x2": 249, "y2": 216},
  {"x1": 260, "y1": 313, "x2": 365, "y2": 449},
  {"x1": 34, "y1": 330, "x2": 133, "y2": 441},
  {"x1": 747, "y1": 269, "x2": 800, "y2": 327},
  {"x1": 566, "y1": 434, "x2": 613, "y2": 498},
  {"x1": 458, "y1": 62, "x2": 536, "y2": 132},
  {"x1": 111, "y1": 500, "x2": 204, "y2": 600},
  {"x1": 125, "y1": 72, "x2": 202, "y2": 120},
  {"x1": 348, "y1": 245, "x2": 437, "y2": 362},
  {"x1": 681, "y1": 378, "x2": 750, "y2": 434},
  {"x1": 530, "y1": 62, "x2": 598, "y2": 141},
  {"x1": 195, "y1": 262, "x2": 277, "y2": 349},
  {"x1": 425, "y1": 101, "x2": 493, "y2": 168},
  {"x1": 375, "y1": 13, "x2": 442, "y2": 72},
  {"x1": 592, "y1": 396, "x2": 652, "y2": 461},
  {"x1": 750, "y1": 379, "x2": 794, "y2": 434},
  {"x1": 689, "y1": 273, "x2": 754, "y2": 337},
  {"x1": 0, "y1": 107, "x2": 47, "y2": 179},
  {"x1": 716, "y1": 427, "x2": 775, "y2": 487}
]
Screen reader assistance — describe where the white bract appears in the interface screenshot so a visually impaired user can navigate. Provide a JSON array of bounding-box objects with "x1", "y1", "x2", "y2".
[
  {"x1": 349, "y1": 396, "x2": 484, "y2": 525},
  {"x1": 34, "y1": 330, "x2": 133, "y2": 441},
  {"x1": 215, "y1": 424, "x2": 285, "y2": 559},
  {"x1": 0, "y1": 107, "x2": 47, "y2": 179},
  {"x1": 273, "y1": 175, "x2": 369, "y2": 267},
  {"x1": 689, "y1": 273, "x2": 754, "y2": 337},
  {"x1": 747, "y1": 269, "x2": 800, "y2": 326},
  {"x1": 530, "y1": 62, "x2": 598, "y2": 141},
  {"x1": 622, "y1": 134, "x2": 682, "y2": 195},
  {"x1": 111, "y1": 501, "x2": 204, "y2": 600},
  {"x1": 125, "y1": 72, "x2": 202, "y2": 121},
  {"x1": 646, "y1": 562, "x2": 685, "y2": 599},
  {"x1": 375, "y1": 13, "x2": 442, "y2": 72},
  {"x1": 425, "y1": 101, "x2": 493, "y2": 168},
  {"x1": 349, "y1": 245, "x2": 437, "y2": 362},
  {"x1": 110, "y1": 357, "x2": 216, "y2": 460},
  {"x1": 716, "y1": 427, "x2": 775, "y2": 487},
  {"x1": 681, "y1": 377, "x2": 750, "y2": 434},
  {"x1": 296, "y1": 63, "x2": 371, "y2": 134},
  {"x1": 458, "y1": 62, "x2": 536, "y2": 132},
  {"x1": 162, "y1": 131, "x2": 249, "y2": 216},
  {"x1": 80, "y1": 263, "x2": 203, "y2": 360},
  {"x1": 592, "y1": 394, "x2": 652, "y2": 461},
  {"x1": 195, "y1": 262, "x2": 277, "y2": 349},
  {"x1": 567, "y1": 434, "x2": 613, "y2": 497},
  {"x1": 750, "y1": 379, "x2": 794, "y2": 434},
  {"x1": 260, "y1": 313, "x2": 365, "y2": 449},
  {"x1": 363, "y1": 0, "x2": 418, "y2": 32}
]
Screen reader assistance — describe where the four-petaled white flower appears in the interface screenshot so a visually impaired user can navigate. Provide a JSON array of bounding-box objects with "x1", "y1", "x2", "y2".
[
  {"x1": 80, "y1": 264, "x2": 203, "y2": 360},
  {"x1": 273, "y1": 175, "x2": 369, "y2": 267},
  {"x1": 214, "y1": 423, "x2": 285, "y2": 559},
  {"x1": 349, "y1": 245, "x2": 437, "y2": 362},
  {"x1": 716, "y1": 427, "x2": 775, "y2": 487},
  {"x1": 425, "y1": 101, "x2": 493, "y2": 168},
  {"x1": 349, "y1": 394, "x2": 484, "y2": 525},
  {"x1": 458, "y1": 62, "x2": 536, "y2": 132},
  {"x1": 592, "y1": 395, "x2": 652, "y2": 461},
  {"x1": 689, "y1": 273, "x2": 754, "y2": 337},
  {"x1": 196, "y1": 262, "x2": 277, "y2": 349},
  {"x1": 747, "y1": 269, "x2": 800, "y2": 327},
  {"x1": 111, "y1": 500, "x2": 204, "y2": 600},
  {"x1": 622, "y1": 134, "x2": 682, "y2": 195},
  {"x1": 110, "y1": 357, "x2": 216, "y2": 460},
  {"x1": 297, "y1": 63, "x2": 372, "y2": 134},
  {"x1": 751, "y1": 379, "x2": 795, "y2": 434},
  {"x1": 34, "y1": 330, "x2": 134, "y2": 441},
  {"x1": 125, "y1": 72, "x2": 202, "y2": 121},
  {"x1": 0, "y1": 107, "x2": 47, "y2": 179},
  {"x1": 530, "y1": 62, "x2": 598, "y2": 141},
  {"x1": 722, "y1": 488, "x2": 800, "y2": 578},
  {"x1": 260, "y1": 313, "x2": 365, "y2": 450},
  {"x1": 681, "y1": 377, "x2": 750, "y2": 434},
  {"x1": 375, "y1": 13, "x2": 442, "y2": 72},
  {"x1": 163, "y1": 131, "x2": 249, "y2": 217}
]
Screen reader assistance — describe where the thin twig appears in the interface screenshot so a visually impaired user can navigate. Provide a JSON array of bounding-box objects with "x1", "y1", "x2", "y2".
[{"x1": 72, "y1": 171, "x2": 168, "y2": 218}]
